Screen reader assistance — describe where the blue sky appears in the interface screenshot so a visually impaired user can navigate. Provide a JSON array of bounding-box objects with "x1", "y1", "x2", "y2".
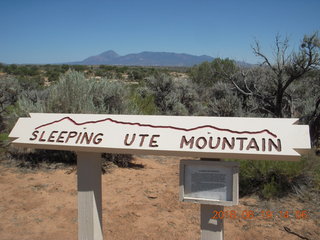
[{"x1": 1, "y1": 0, "x2": 319, "y2": 64}]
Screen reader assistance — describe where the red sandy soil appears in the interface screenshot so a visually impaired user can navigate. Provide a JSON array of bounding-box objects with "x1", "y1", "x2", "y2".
[{"x1": 0, "y1": 155, "x2": 319, "y2": 240}]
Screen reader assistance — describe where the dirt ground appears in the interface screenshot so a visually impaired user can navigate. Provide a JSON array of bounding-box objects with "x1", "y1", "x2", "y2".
[{"x1": 0, "y1": 155, "x2": 319, "y2": 240}]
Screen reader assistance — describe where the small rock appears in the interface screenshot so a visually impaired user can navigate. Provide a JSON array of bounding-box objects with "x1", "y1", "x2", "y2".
[{"x1": 147, "y1": 194, "x2": 158, "y2": 199}]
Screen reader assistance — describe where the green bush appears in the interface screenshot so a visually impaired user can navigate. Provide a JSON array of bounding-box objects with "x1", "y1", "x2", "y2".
[
  {"x1": 102, "y1": 153, "x2": 134, "y2": 168},
  {"x1": 204, "y1": 81, "x2": 244, "y2": 117},
  {"x1": 6, "y1": 148, "x2": 134, "y2": 172},
  {"x1": 0, "y1": 75, "x2": 22, "y2": 132},
  {"x1": 189, "y1": 58, "x2": 238, "y2": 86},
  {"x1": 8, "y1": 148, "x2": 77, "y2": 169},
  {"x1": 18, "y1": 70, "x2": 131, "y2": 114},
  {"x1": 129, "y1": 86, "x2": 158, "y2": 115},
  {"x1": 236, "y1": 150, "x2": 320, "y2": 199},
  {"x1": 261, "y1": 177, "x2": 279, "y2": 199},
  {"x1": 143, "y1": 73, "x2": 204, "y2": 115},
  {"x1": 14, "y1": 70, "x2": 134, "y2": 169},
  {"x1": 145, "y1": 73, "x2": 177, "y2": 114},
  {"x1": 0, "y1": 133, "x2": 9, "y2": 150},
  {"x1": 91, "y1": 79, "x2": 130, "y2": 114},
  {"x1": 300, "y1": 150, "x2": 320, "y2": 190}
]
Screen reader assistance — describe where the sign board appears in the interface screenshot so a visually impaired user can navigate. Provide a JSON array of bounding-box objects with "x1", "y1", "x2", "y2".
[
  {"x1": 8, "y1": 113, "x2": 312, "y2": 240},
  {"x1": 179, "y1": 160, "x2": 239, "y2": 206},
  {"x1": 9, "y1": 113, "x2": 310, "y2": 161}
]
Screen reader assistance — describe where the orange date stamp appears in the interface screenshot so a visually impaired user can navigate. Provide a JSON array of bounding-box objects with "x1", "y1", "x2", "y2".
[{"x1": 211, "y1": 210, "x2": 309, "y2": 220}]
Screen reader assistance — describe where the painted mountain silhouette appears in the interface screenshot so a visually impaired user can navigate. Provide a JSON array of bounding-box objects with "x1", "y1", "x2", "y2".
[{"x1": 34, "y1": 116, "x2": 277, "y2": 138}]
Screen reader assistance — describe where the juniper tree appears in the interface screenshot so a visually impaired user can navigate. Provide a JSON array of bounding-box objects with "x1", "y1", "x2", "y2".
[{"x1": 231, "y1": 33, "x2": 320, "y2": 118}]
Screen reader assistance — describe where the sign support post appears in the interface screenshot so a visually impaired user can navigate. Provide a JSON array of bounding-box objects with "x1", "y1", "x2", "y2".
[
  {"x1": 201, "y1": 204, "x2": 224, "y2": 240},
  {"x1": 200, "y1": 158, "x2": 224, "y2": 240},
  {"x1": 77, "y1": 152, "x2": 103, "y2": 240}
]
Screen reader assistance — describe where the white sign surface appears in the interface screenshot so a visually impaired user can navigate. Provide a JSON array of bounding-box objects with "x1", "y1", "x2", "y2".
[
  {"x1": 9, "y1": 113, "x2": 310, "y2": 161},
  {"x1": 184, "y1": 165, "x2": 232, "y2": 201},
  {"x1": 180, "y1": 160, "x2": 239, "y2": 206}
]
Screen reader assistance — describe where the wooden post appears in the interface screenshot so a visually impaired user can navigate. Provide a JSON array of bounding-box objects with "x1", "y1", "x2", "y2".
[
  {"x1": 77, "y1": 152, "x2": 103, "y2": 240},
  {"x1": 200, "y1": 158, "x2": 224, "y2": 240},
  {"x1": 200, "y1": 204, "x2": 224, "y2": 240}
]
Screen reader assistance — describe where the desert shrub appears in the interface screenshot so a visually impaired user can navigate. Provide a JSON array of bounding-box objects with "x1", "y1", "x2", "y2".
[
  {"x1": 0, "y1": 76, "x2": 22, "y2": 132},
  {"x1": 236, "y1": 67, "x2": 319, "y2": 119},
  {"x1": 189, "y1": 58, "x2": 238, "y2": 86},
  {"x1": 45, "y1": 69, "x2": 61, "y2": 82},
  {"x1": 2, "y1": 65, "x2": 45, "y2": 88},
  {"x1": 14, "y1": 76, "x2": 44, "y2": 90},
  {"x1": 7, "y1": 148, "x2": 76, "y2": 169},
  {"x1": 91, "y1": 80, "x2": 130, "y2": 114},
  {"x1": 102, "y1": 153, "x2": 134, "y2": 168},
  {"x1": 145, "y1": 73, "x2": 177, "y2": 114},
  {"x1": 173, "y1": 79, "x2": 205, "y2": 115},
  {"x1": 18, "y1": 72, "x2": 93, "y2": 114},
  {"x1": 201, "y1": 81, "x2": 244, "y2": 117},
  {"x1": 47, "y1": 71, "x2": 96, "y2": 113},
  {"x1": 72, "y1": 65, "x2": 87, "y2": 72},
  {"x1": 14, "y1": 70, "x2": 133, "y2": 169},
  {"x1": 189, "y1": 61, "x2": 212, "y2": 85},
  {"x1": 44, "y1": 64, "x2": 72, "y2": 82},
  {"x1": 128, "y1": 69, "x2": 146, "y2": 81},
  {"x1": 0, "y1": 76, "x2": 21, "y2": 111},
  {"x1": 0, "y1": 133, "x2": 9, "y2": 153},
  {"x1": 261, "y1": 178, "x2": 280, "y2": 199},
  {"x1": 143, "y1": 73, "x2": 204, "y2": 115},
  {"x1": 239, "y1": 159, "x2": 302, "y2": 198},
  {"x1": 129, "y1": 86, "x2": 158, "y2": 115},
  {"x1": 6, "y1": 148, "x2": 135, "y2": 172},
  {"x1": 0, "y1": 63, "x2": 4, "y2": 72},
  {"x1": 296, "y1": 75, "x2": 320, "y2": 147},
  {"x1": 237, "y1": 150, "x2": 320, "y2": 199},
  {"x1": 299, "y1": 150, "x2": 320, "y2": 190},
  {"x1": 18, "y1": 65, "x2": 40, "y2": 76},
  {"x1": 18, "y1": 70, "x2": 131, "y2": 114}
]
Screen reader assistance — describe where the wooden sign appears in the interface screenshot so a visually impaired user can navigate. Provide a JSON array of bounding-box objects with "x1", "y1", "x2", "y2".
[
  {"x1": 8, "y1": 113, "x2": 312, "y2": 240},
  {"x1": 9, "y1": 113, "x2": 310, "y2": 161}
]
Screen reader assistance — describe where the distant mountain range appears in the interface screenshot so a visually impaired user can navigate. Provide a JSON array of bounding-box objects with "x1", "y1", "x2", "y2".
[
  {"x1": 69, "y1": 50, "x2": 215, "y2": 67},
  {"x1": 1, "y1": 50, "x2": 251, "y2": 67}
]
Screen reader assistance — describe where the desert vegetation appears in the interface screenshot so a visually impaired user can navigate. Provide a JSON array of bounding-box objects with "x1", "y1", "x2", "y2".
[{"x1": 0, "y1": 32, "x2": 319, "y2": 199}]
